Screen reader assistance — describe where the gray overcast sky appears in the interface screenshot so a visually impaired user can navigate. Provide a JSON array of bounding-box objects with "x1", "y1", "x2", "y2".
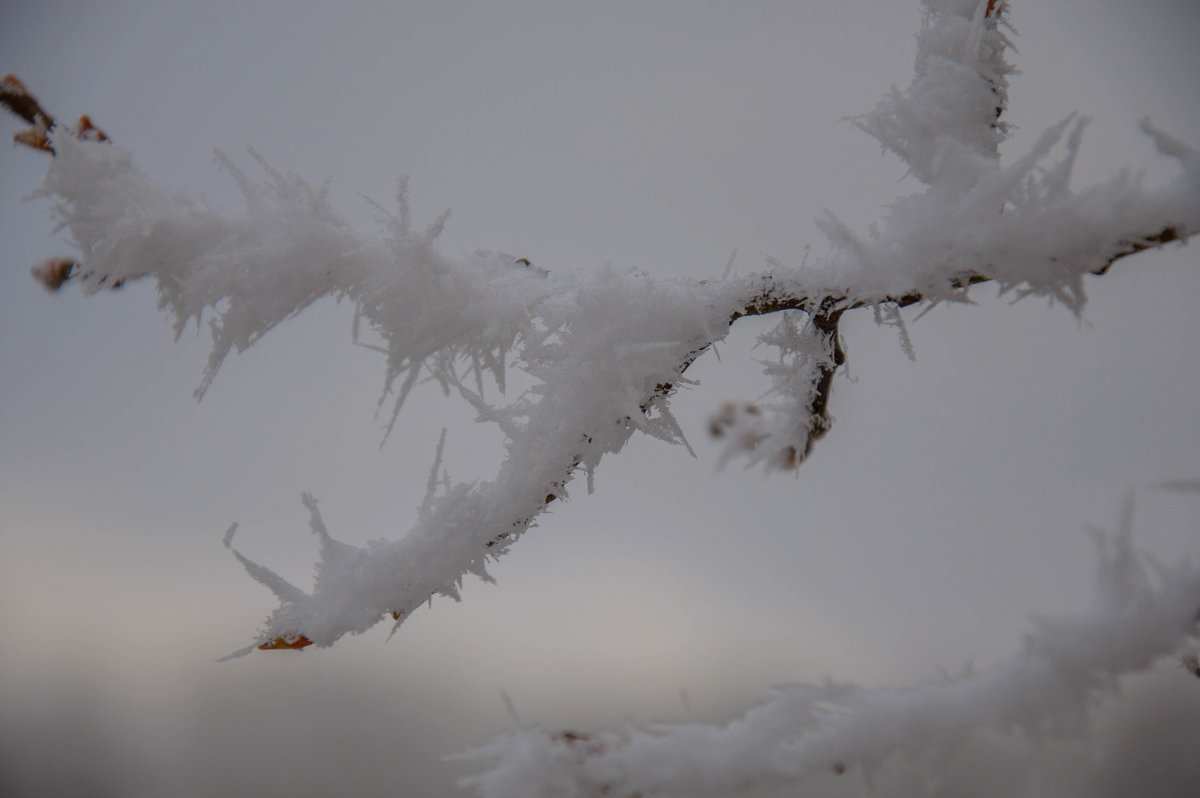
[{"x1": 2, "y1": 1, "x2": 1199, "y2": 796}]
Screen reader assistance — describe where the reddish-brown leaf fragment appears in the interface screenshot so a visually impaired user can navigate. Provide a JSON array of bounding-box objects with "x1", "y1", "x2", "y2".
[
  {"x1": 12, "y1": 127, "x2": 53, "y2": 153},
  {"x1": 257, "y1": 634, "x2": 314, "y2": 651}
]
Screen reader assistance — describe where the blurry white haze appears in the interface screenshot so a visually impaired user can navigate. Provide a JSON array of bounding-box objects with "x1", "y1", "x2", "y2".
[{"x1": 2, "y1": 1, "x2": 1199, "y2": 796}]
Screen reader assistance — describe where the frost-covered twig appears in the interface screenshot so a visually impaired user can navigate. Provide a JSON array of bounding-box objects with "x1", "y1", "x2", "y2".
[
  {"x1": 2, "y1": 1, "x2": 1196, "y2": 652},
  {"x1": 3, "y1": 73, "x2": 110, "y2": 289},
  {"x1": 456, "y1": 497, "x2": 1200, "y2": 798}
]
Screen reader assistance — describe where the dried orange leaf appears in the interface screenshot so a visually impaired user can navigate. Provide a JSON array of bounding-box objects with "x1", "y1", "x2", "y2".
[
  {"x1": 257, "y1": 634, "x2": 314, "y2": 651},
  {"x1": 13, "y1": 127, "x2": 53, "y2": 153}
]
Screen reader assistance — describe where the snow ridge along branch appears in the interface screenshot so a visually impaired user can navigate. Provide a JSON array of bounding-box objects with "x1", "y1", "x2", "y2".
[
  {"x1": 456, "y1": 495, "x2": 1200, "y2": 797},
  {"x1": 2, "y1": 0, "x2": 1196, "y2": 655}
]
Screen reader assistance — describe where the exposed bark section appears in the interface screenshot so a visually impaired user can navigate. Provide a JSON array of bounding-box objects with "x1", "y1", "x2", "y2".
[
  {"x1": 720, "y1": 247, "x2": 1172, "y2": 468},
  {"x1": 484, "y1": 222, "x2": 1186, "y2": 627},
  {"x1": 1091, "y1": 226, "x2": 1181, "y2": 276}
]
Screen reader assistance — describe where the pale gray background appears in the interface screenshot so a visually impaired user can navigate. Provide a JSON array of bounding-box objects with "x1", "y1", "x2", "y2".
[{"x1": 2, "y1": 1, "x2": 1199, "y2": 795}]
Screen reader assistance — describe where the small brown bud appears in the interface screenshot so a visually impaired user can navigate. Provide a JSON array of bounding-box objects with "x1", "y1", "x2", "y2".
[
  {"x1": 30, "y1": 257, "x2": 77, "y2": 290},
  {"x1": 75, "y1": 114, "x2": 108, "y2": 142},
  {"x1": 1, "y1": 73, "x2": 30, "y2": 96},
  {"x1": 781, "y1": 445, "x2": 799, "y2": 469},
  {"x1": 1, "y1": 74, "x2": 53, "y2": 129}
]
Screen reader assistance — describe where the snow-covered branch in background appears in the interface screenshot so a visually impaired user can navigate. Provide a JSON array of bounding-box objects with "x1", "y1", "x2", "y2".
[
  {"x1": 2, "y1": 0, "x2": 1196, "y2": 659},
  {"x1": 457, "y1": 496, "x2": 1200, "y2": 797}
]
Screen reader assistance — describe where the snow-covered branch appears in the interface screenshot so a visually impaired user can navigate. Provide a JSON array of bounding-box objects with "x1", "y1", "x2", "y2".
[
  {"x1": 456, "y1": 496, "x2": 1200, "y2": 797},
  {"x1": 2, "y1": 0, "x2": 1196, "y2": 656}
]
